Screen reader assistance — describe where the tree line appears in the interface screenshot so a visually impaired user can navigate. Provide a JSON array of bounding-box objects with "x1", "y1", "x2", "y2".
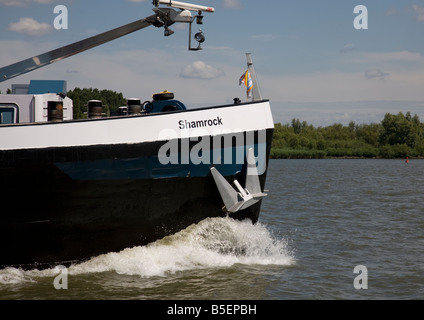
[
  {"x1": 271, "y1": 112, "x2": 424, "y2": 159},
  {"x1": 67, "y1": 87, "x2": 127, "y2": 119}
]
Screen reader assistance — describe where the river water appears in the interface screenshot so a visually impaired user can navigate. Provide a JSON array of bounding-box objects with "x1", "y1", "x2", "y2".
[{"x1": 1, "y1": 159, "x2": 423, "y2": 300}]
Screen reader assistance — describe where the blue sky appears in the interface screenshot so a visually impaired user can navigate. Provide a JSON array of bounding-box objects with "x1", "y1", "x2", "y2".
[{"x1": 1, "y1": 0, "x2": 424, "y2": 126}]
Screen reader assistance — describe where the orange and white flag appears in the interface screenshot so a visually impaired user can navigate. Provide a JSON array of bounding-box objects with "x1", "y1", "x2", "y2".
[{"x1": 239, "y1": 70, "x2": 253, "y2": 99}]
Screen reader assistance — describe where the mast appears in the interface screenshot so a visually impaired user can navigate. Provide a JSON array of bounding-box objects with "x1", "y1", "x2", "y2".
[{"x1": 246, "y1": 53, "x2": 263, "y2": 101}]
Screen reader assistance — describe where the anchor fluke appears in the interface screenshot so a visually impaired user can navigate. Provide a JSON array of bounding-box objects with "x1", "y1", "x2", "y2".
[{"x1": 211, "y1": 148, "x2": 267, "y2": 213}]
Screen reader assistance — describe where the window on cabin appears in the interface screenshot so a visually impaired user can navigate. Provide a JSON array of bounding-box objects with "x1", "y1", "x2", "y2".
[{"x1": 0, "y1": 105, "x2": 17, "y2": 124}]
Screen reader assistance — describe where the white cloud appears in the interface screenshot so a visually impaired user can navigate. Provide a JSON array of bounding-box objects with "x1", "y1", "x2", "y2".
[
  {"x1": 0, "y1": 0, "x2": 56, "y2": 6},
  {"x1": 365, "y1": 69, "x2": 390, "y2": 80},
  {"x1": 340, "y1": 43, "x2": 357, "y2": 55},
  {"x1": 222, "y1": 0, "x2": 243, "y2": 10},
  {"x1": 344, "y1": 51, "x2": 424, "y2": 76},
  {"x1": 260, "y1": 69, "x2": 424, "y2": 104},
  {"x1": 9, "y1": 17, "x2": 52, "y2": 36},
  {"x1": 363, "y1": 51, "x2": 424, "y2": 63},
  {"x1": 180, "y1": 61, "x2": 225, "y2": 80},
  {"x1": 412, "y1": 4, "x2": 424, "y2": 21}
]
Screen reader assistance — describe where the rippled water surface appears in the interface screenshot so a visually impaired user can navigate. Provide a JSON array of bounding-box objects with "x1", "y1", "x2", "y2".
[{"x1": 1, "y1": 159, "x2": 423, "y2": 300}]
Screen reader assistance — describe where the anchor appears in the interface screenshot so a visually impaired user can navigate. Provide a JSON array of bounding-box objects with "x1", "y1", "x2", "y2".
[{"x1": 211, "y1": 148, "x2": 268, "y2": 213}]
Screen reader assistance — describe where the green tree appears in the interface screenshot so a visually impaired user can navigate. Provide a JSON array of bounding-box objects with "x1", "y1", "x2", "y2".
[
  {"x1": 271, "y1": 112, "x2": 424, "y2": 159},
  {"x1": 357, "y1": 123, "x2": 381, "y2": 147},
  {"x1": 72, "y1": 91, "x2": 83, "y2": 119},
  {"x1": 67, "y1": 87, "x2": 126, "y2": 119},
  {"x1": 380, "y1": 112, "x2": 422, "y2": 148},
  {"x1": 291, "y1": 118, "x2": 302, "y2": 134}
]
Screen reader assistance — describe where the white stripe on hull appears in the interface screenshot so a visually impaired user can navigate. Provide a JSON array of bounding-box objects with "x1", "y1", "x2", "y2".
[{"x1": 0, "y1": 101, "x2": 273, "y2": 151}]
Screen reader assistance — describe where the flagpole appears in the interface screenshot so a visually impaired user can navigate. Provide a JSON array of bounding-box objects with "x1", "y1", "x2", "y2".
[{"x1": 246, "y1": 53, "x2": 263, "y2": 101}]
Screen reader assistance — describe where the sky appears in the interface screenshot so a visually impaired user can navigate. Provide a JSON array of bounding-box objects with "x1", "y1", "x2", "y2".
[{"x1": 0, "y1": 0, "x2": 424, "y2": 126}]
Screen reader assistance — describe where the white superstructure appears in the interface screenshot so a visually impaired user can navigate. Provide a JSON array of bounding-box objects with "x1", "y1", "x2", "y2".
[{"x1": 0, "y1": 93, "x2": 73, "y2": 124}]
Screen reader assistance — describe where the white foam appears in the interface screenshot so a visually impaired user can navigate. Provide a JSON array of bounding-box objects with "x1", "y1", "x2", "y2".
[
  {"x1": 0, "y1": 267, "x2": 33, "y2": 284},
  {"x1": 0, "y1": 217, "x2": 295, "y2": 283}
]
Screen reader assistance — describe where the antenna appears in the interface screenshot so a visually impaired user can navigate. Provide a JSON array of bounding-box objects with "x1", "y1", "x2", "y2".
[
  {"x1": 153, "y1": 0, "x2": 214, "y2": 50},
  {"x1": 153, "y1": 0, "x2": 214, "y2": 13}
]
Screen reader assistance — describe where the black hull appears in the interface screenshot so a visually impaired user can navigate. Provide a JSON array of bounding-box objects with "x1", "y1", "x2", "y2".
[{"x1": 0, "y1": 128, "x2": 273, "y2": 270}]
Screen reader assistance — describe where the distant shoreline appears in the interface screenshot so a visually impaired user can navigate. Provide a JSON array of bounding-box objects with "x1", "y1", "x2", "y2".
[
  {"x1": 270, "y1": 150, "x2": 423, "y2": 160},
  {"x1": 271, "y1": 112, "x2": 424, "y2": 160}
]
